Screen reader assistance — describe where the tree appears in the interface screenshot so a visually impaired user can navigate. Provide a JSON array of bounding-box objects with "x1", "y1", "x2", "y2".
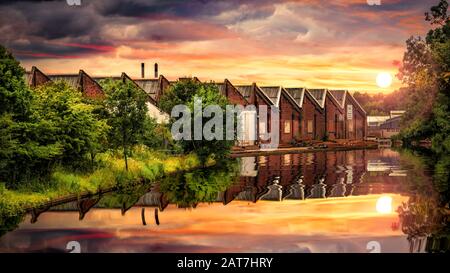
[
  {"x1": 398, "y1": 0, "x2": 450, "y2": 154},
  {"x1": 101, "y1": 79, "x2": 149, "y2": 170},
  {"x1": 159, "y1": 79, "x2": 235, "y2": 164},
  {"x1": 0, "y1": 46, "x2": 32, "y2": 119},
  {"x1": 32, "y1": 81, "x2": 109, "y2": 168},
  {"x1": 0, "y1": 46, "x2": 62, "y2": 184}
]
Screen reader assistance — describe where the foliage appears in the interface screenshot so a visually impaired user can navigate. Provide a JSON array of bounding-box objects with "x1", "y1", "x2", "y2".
[
  {"x1": 397, "y1": 0, "x2": 450, "y2": 155},
  {"x1": 0, "y1": 148, "x2": 204, "y2": 219},
  {"x1": 0, "y1": 46, "x2": 32, "y2": 119},
  {"x1": 353, "y1": 90, "x2": 407, "y2": 116},
  {"x1": 100, "y1": 79, "x2": 150, "y2": 170},
  {"x1": 159, "y1": 159, "x2": 239, "y2": 208},
  {"x1": 32, "y1": 81, "x2": 110, "y2": 167},
  {"x1": 159, "y1": 79, "x2": 235, "y2": 164}
]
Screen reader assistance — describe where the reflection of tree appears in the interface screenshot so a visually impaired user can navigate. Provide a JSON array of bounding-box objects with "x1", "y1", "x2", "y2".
[
  {"x1": 159, "y1": 160, "x2": 239, "y2": 208},
  {"x1": 0, "y1": 214, "x2": 24, "y2": 238},
  {"x1": 396, "y1": 149, "x2": 449, "y2": 253},
  {"x1": 397, "y1": 195, "x2": 449, "y2": 252}
]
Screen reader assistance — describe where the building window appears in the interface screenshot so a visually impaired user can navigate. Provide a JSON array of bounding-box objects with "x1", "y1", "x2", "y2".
[
  {"x1": 259, "y1": 120, "x2": 266, "y2": 135},
  {"x1": 307, "y1": 120, "x2": 313, "y2": 134},
  {"x1": 284, "y1": 120, "x2": 291, "y2": 133},
  {"x1": 348, "y1": 121, "x2": 354, "y2": 132}
]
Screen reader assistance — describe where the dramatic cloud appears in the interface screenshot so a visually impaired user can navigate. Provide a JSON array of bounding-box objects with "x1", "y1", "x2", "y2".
[{"x1": 0, "y1": 0, "x2": 438, "y2": 92}]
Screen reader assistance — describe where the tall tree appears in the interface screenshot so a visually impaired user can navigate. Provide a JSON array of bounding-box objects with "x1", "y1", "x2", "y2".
[
  {"x1": 398, "y1": 0, "x2": 450, "y2": 154},
  {"x1": 101, "y1": 79, "x2": 149, "y2": 170}
]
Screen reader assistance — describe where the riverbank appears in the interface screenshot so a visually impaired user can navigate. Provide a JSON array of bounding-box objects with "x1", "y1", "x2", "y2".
[
  {"x1": 0, "y1": 149, "x2": 207, "y2": 220},
  {"x1": 231, "y1": 139, "x2": 378, "y2": 157}
]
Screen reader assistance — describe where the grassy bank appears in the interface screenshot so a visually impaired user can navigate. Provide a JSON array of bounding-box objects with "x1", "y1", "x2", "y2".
[{"x1": 0, "y1": 147, "x2": 209, "y2": 219}]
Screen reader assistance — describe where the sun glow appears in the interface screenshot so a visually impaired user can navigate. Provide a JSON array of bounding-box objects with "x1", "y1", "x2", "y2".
[
  {"x1": 376, "y1": 196, "x2": 393, "y2": 214},
  {"x1": 376, "y1": 72, "x2": 393, "y2": 88}
]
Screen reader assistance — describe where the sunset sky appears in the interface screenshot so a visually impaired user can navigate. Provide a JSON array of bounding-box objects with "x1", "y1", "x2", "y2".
[{"x1": 0, "y1": 0, "x2": 437, "y2": 93}]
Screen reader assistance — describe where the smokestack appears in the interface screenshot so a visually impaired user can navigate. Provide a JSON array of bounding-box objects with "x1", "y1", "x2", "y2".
[
  {"x1": 154, "y1": 63, "x2": 158, "y2": 78},
  {"x1": 141, "y1": 63, "x2": 145, "y2": 79}
]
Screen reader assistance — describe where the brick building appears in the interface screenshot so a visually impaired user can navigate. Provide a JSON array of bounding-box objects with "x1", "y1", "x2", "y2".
[
  {"x1": 285, "y1": 88, "x2": 325, "y2": 141},
  {"x1": 260, "y1": 87, "x2": 302, "y2": 146},
  {"x1": 235, "y1": 84, "x2": 274, "y2": 146},
  {"x1": 325, "y1": 90, "x2": 345, "y2": 139},
  {"x1": 26, "y1": 67, "x2": 105, "y2": 99}
]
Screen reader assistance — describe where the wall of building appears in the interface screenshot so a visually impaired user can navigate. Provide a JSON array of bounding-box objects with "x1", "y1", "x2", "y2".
[
  {"x1": 279, "y1": 92, "x2": 301, "y2": 145},
  {"x1": 80, "y1": 72, "x2": 104, "y2": 99},
  {"x1": 344, "y1": 96, "x2": 366, "y2": 140},
  {"x1": 325, "y1": 94, "x2": 344, "y2": 140},
  {"x1": 301, "y1": 94, "x2": 320, "y2": 140}
]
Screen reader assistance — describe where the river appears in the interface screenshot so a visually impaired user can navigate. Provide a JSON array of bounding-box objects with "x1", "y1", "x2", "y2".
[{"x1": 0, "y1": 148, "x2": 447, "y2": 253}]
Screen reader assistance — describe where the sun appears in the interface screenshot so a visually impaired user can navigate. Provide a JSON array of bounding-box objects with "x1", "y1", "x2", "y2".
[
  {"x1": 376, "y1": 72, "x2": 393, "y2": 88},
  {"x1": 376, "y1": 196, "x2": 393, "y2": 214}
]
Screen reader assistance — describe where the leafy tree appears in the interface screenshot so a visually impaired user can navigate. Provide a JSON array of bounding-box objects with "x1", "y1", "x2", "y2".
[
  {"x1": 397, "y1": 0, "x2": 450, "y2": 154},
  {"x1": 0, "y1": 46, "x2": 62, "y2": 184},
  {"x1": 160, "y1": 79, "x2": 235, "y2": 164},
  {"x1": 32, "y1": 81, "x2": 109, "y2": 168},
  {"x1": 101, "y1": 79, "x2": 149, "y2": 170},
  {"x1": 0, "y1": 46, "x2": 32, "y2": 119}
]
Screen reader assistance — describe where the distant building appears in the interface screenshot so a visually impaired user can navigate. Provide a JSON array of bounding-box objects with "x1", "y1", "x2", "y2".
[
  {"x1": 379, "y1": 115, "x2": 402, "y2": 138},
  {"x1": 367, "y1": 110, "x2": 405, "y2": 138}
]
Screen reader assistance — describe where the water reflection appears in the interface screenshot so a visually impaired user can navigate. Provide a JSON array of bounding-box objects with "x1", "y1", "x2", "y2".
[{"x1": 0, "y1": 148, "x2": 448, "y2": 253}]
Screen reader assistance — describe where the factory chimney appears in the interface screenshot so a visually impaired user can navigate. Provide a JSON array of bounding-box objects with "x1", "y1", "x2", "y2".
[
  {"x1": 154, "y1": 63, "x2": 158, "y2": 78},
  {"x1": 141, "y1": 63, "x2": 145, "y2": 78}
]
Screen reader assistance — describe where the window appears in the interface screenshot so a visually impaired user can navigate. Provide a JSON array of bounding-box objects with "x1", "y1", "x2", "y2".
[
  {"x1": 348, "y1": 121, "x2": 354, "y2": 132},
  {"x1": 307, "y1": 120, "x2": 313, "y2": 133},
  {"x1": 259, "y1": 120, "x2": 266, "y2": 136},
  {"x1": 284, "y1": 120, "x2": 291, "y2": 133}
]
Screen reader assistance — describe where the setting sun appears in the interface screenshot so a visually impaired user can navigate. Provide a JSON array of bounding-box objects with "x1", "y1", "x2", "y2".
[
  {"x1": 376, "y1": 196, "x2": 393, "y2": 214},
  {"x1": 376, "y1": 73, "x2": 393, "y2": 88}
]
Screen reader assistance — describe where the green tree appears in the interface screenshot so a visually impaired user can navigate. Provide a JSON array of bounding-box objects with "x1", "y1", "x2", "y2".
[
  {"x1": 101, "y1": 79, "x2": 149, "y2": 170},
  {"x1": 0, "y1": 46, "x2": 32, "y2": 119},
  {"x1": 398, "y1": 0, "x2": 450, "y2": 154},
  {"x1": 160, "y1": 79, "x2": 235, "y2": 164},
  {"x1": 0, "y1": 46, "x2": 62, "y2": 184},
  {"x1": 32, "y1": 81, "x2": 109, "y2": 168}
]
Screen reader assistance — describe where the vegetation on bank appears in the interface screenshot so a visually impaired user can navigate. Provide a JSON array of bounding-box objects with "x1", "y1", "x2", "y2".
[
  {"x1": 0, "y1": 149, "x2": 206, "y2": 217},
  {"x1": 0, "y1": 43, "x2": 233, "y2": 225},
  {"x1": 396, "y1": 0, "x2": 450, "y2": 155}
]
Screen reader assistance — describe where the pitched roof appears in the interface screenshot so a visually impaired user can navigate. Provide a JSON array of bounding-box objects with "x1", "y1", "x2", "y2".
[
  {"x1": 260, "y1": 86, "x2": 281, "y2": 106},
  {"x1": 133, "y1": 79, "x2": 160, "y2": 101},
  {"x1": 345, "y1": 91, "x2": 367, "y2": 115},
  {"x1": 328, "y1": 90, "x2": 347, "y2": 108},
  {"x1": 235, "y1": 84, "x2": 274, "y2": 106},
  {"x1": 48, "y1": 74, "x2": 80, "y2": 89},
  {"x1": 307, "y1": 88, "x2": 327, "y2": 108},
  {"x1": 285, "y1": 88, "x2": 306, "y2": 108},
  {"x1": 122, "y1": 73, "x2": 158, "y2": 106},
  {"x1": 234, "y1": 85, "x2": 254, "y2": 101}
]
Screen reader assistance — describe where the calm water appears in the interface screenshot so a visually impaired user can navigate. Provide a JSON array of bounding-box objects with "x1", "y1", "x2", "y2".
[{"x1": 0, "y1": 148, "x2": 448, "y2": 253}]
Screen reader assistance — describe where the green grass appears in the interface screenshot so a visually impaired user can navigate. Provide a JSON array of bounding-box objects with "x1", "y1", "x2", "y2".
[{"x1": 0, "y1": 147, "x2": 209, "y2": 218}]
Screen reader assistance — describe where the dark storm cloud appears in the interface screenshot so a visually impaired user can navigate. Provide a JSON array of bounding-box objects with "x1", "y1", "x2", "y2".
[
  {"x1": 92, "y1": 0, "x2": 277, "y2": 20},
  {"x1": 0, "y1": 0, "x2": 276, "y2": 59},
  {"x1": 0, "y1": 0, "x2": 438, "y2": 60}
]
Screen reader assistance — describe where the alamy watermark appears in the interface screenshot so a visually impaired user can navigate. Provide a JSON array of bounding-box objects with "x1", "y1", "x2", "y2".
[
  {"x1": 66, "y1": 0, "x2": 81, "y2": 6},
  {"x1": 367, "y1": 0, "x2": 381, "y2": 5},
  {"x1": 170, "y1": 97, "x2": 280, "y2": 149}
]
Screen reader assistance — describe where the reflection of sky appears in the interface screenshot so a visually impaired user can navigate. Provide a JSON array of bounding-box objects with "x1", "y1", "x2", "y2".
[{"x1": 0, "y1": 194, "x2": 410, "y2": 253}]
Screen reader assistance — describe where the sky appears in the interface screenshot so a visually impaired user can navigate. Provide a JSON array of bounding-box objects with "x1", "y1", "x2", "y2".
[{"x1": 0, "y1": 0, "x2": 438, "y2": 93}]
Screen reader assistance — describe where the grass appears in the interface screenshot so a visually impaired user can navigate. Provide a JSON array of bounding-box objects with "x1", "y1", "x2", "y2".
[{"x1": 0, "y1": 147, "x2": 210, "y2": 219}]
